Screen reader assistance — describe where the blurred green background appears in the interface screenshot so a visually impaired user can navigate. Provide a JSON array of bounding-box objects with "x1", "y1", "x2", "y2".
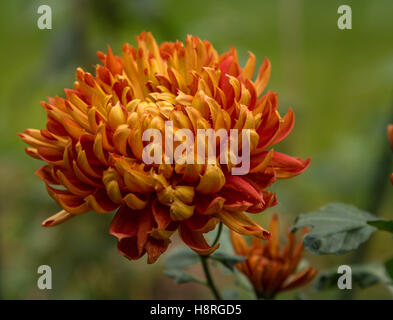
[{"x1": 1, "y1": 0, "x2": 393, "y2": 299}]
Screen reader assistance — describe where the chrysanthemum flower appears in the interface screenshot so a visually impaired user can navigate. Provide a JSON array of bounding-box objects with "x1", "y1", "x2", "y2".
[
  {"x1": 230, "y1": 214, "x2": 317, "y2": 299},
  {"x1": 19, "y1": 32, "x2": 310, "y2": 263}
]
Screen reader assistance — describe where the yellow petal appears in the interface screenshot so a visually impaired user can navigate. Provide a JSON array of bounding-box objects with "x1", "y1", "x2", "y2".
[
  {"x1": 196, "y1": 164, "x2": 225, "y2": 194},
  {"x1": 42, "y1": 210, "x2": 74, "y2": 227},
  {"x1": 108, "y1": 102, "x2": 126, "y2": 131},
  {"x1": 103, "y1": 168, "x2": 124, "y2": 204},
  {"x1": 150, "y1": 229, "x2": 175, "y2": 240},
  {"x1": 170, "y1": 198, "x2": 195, "y2": 221},
  {"x1": 123, "y1": 193, "x2": 147, "y2": 210},
  {"x1": 113, "y1": 124, "x2": 131, "y2": 156},
  {"x1": 255, "y1": 57, "x2": 271, "y2": 96},
  {"x1": 243, "y1": 51, "x2": 256, "y2": 80},
  {"x1": 123, "y1": 169, "x2": 155, "y2": 193},
  {"x1": 128, "y1": 128, "x2": 144, "y2": 160},
  {"x1": 174, "y1": 186, "x2": 194, "y2": 204},
  {"x1": 217, "y1": 210, "x2": 271, "y2": 239}
]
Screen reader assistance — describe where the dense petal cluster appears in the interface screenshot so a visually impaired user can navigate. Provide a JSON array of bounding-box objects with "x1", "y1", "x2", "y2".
[
  {"x1": 19, "y1": 32, "x2": 310, "y2": 263},
  {"x1": 230, "y1": 215, "x2": 317, "y2": 299}
]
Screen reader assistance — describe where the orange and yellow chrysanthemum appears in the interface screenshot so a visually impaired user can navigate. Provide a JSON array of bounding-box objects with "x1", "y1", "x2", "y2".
[
  {"x1": 230, "y1": 215, "x2": 317, "y2": 299},
  {"x1": 19, "y1": 32, "x2": 310, "y2": 263},
  {"x1": 231, "y1": 215, "x2": 317, "y2": 299}
]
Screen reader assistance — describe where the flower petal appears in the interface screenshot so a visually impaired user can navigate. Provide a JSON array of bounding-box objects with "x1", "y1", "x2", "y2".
[
  {"x1": 195, "y1": 194, "x2": 225, "y2": 215},
  {"x1": 274, "y1": 108, "x2": 294, "y2": 144},
  {"x1": 217, "y1": 210, "x2": 270, "y2": 239},
  {"x1": 179, "y1": 224, "x2": 219, "y2": 255},
  {"x1": 118, "y1": 237, "x2": 145, "y2": 260},
  {"x1": 145, "y1": 238, "x2": 170, "y2": 264},
  {"x1": 196, "y1": 164, "x2": 226, "y2": 194},
  {"x1": 229, "y1": 230, "x2": 250, "y2": 256},
  {"x1": 219, "y1": 175, "x2": 263, "y2": 209},
  {"x1": 109, "y1": 206, "x2": 138, "y2": 240},
  {"x1": 254, "y1": 58, "x2": 271, "y2": 96},
  {"x1": 269, "y1": 152, "x2": 311, "y2": 179},
  {"x1": 280, "y1": 267, "x2": 317, "y2": 292},
  {"x1": 42, "y1": 210, "x2": 74, "y2": 227}
]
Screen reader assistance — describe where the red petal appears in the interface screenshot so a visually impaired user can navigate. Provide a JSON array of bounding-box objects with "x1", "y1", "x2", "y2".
[
  {"x1": 118, "y1": 237, "x2": 145, "y2": 260},
  {"x1": 195, "y1": 194, "x2": 225, "y2": 215},
  {"x1": 145, "y1": 238, "x2": 170, "y2": 264},
  {"x1": 46, "y1": 184, "x2": 89, "y2": 214},
  {"x1": 184, "y1": 213, "x2": 214, "y2": 231},
  {"x1": 220, "y1": 175, "x2": 263, "y2": 207},
  {"x1": 179, "y1": 224, "x2": 219, "y2": 255},
  {"x1": 136, "y1": 207, "x2": 155, "y2": 255},
  {"x1": 35, "y1": 165, "x2": 60, "y2": 185},
  {"x1": 274, "y1": 108, "x2": 295, "y2": 144},
  {"x1": 152, "y1": 200, "x2": 171, "y2": 229},
  {"x1": 85, "y1": 189, "x2": 119, "y2": 213},
  {"x1": 110, "y1": 206, "x2": 139, "y2": 240},
  {"x1": 269, "y1": 152, "x2": 311, "y2": 179},
  {"x1": 245, "y1": 170, "x2": 276, "y2": 190}
]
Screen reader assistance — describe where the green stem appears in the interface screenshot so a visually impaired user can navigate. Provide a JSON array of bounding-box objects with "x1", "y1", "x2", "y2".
[
  {"x1": 198, "y1": 222, "x2": 224, "y2": 300},
  {"x1": 211, "y1": 221, "x2": 223, "y2": 247},
  {"x1": 199, "y1": 255, "x2": 222, "y2": 300}
]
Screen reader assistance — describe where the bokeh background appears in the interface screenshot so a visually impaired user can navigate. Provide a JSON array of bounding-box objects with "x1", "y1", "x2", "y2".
[{"x1": 1, "y1": 0, "x2": 393, "y2": 299}]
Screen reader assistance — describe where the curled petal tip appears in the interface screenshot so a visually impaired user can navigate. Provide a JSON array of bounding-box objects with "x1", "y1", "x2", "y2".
[
  {"x1": 42, "y1": 210, "x2": 74, "y2": 227},
  {"x1": 261, "y1": 230, "x2": 272, "y2": 240}
]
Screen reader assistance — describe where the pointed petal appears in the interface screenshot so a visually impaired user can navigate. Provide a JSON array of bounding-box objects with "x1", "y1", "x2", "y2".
[
  {"x1": 269, "y1": 152, "x2": 311, "y2": 179},
  {"x1": 195, "y1": 194, "x2": 225, "y2": 215},
  {"x1": 217, "y1": 210, "x2": 270, "y2": 239},
  {"x1": 179, "y1": 224, "x2": 219, "y2": 255},
  {"x1": 265, "y1": 214, "x2": 280, "y2": 258},
  {"x1": 255, "y1": 58, "x2": 271, "y2": 96},
  {"x1": 219, "y1": 175, "x2": 263, "y2": 208},
  {"x1": 146, "y1": 238, "x2": 170, "y2": 264},
  {"x1": 42, "y1": 210, "x2": 74, "y2": 227},
  {"x1": 85, "y1": 189, "x2": 119, "y2": 213},
  {"x1": 118, "y1": 237, "x2": 145, "y2": 260},
  {"x1": 229, "y1": 230, "x2": 250, "y2": 255},
  {"x1": 243, "y1": 52, "x2": 256, "y2": 80},
  {"x1": 280, "y1": 267, "x2": 317, "y2": 292},
  {"x1": 274, "y1": 108, "x2": 295, "y2": 144}
]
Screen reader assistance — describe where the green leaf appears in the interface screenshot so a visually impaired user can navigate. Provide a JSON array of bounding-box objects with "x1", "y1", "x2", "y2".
[
  {"x1": 210, "y1": 252, "x2": 246, "y2": 271},
  {"x1": 222, "y1": 288, "x2": 240, "y2": 299},
  {"x1": 314, "y1": 263, "x2": 393, "y2": 293},
  {"x1": 164, "y1": 269, "x2": 205, "y2": 285},
  {"x1": 164, "y1": 247, "x2": 199, "y2": 270},
  {"x1": 291, "y1": 203, "x2": 378, "y2": 255},
  {"x1": 233, "y1": 269, "x2": 253, "y2": 292},
  {"x1": 385, "y1": 257, "x2": 393, "y2": 281},
  {"x1": 368, "y1": 220, "x2": 393, "y2": 234}
]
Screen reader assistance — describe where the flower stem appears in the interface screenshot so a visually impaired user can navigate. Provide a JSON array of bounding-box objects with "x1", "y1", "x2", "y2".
[
  {"x1": 199, "y1": 255, "x2": 222, "y2": 300},
  {"x1": 211, "y1": 221, "x2": 223, "y2": 247},
  {"x1": 198, "y1": 221, "x2": 224, "y2": 299}
]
